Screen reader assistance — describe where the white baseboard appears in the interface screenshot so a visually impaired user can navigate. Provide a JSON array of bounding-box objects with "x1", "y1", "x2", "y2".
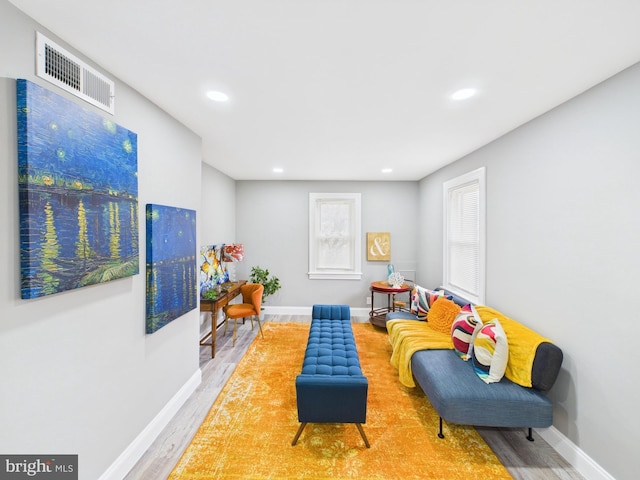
[
  {"x1": 535, "y1": 426, "x2": 614, "y2": 480},
  {"x1": 263, "y1": 305, "x2": 370, "y2": 318},
  {"x1": 98, "y1": 369, "x2": 202, "y2": 480}
]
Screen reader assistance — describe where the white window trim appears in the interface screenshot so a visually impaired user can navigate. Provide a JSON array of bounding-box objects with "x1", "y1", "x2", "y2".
[
  {"x1": 442, "y1": 167, "x2": 486, "y2": 304},
  {"x1": 308, "y1": 193, "x2": 362, "y2": 280}
]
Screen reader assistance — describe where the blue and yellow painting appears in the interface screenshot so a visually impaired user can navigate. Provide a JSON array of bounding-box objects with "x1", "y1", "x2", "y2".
[
  {"x1": 17, "y1": 79, "x2": 139, "y2": 299},
  {"x1": 146, "y1": 204, "x2": 197, "y2": 334}
]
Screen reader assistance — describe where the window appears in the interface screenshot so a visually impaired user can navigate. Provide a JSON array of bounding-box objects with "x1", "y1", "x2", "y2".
[
  {"x1": 443, "y1": 167, "x2": 485, "y2": 304},
  {"x1": 308, "y1": 193, "x2": 362, "y2": 280}
]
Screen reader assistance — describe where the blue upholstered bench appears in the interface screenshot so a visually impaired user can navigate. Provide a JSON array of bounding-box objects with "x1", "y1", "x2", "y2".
[{"x1": 292, "y1": 304, "x2": 370, "y2": 447}]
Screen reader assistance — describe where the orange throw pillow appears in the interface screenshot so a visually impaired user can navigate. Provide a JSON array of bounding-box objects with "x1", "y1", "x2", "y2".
[{"x1": 427, "y1": 297, "x2": 461, "y2": 334}]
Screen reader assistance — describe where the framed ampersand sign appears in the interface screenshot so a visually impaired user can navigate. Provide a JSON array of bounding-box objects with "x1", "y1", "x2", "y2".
[{"x1": 367, "y1": 232, "x2": 391, "y2": 261}]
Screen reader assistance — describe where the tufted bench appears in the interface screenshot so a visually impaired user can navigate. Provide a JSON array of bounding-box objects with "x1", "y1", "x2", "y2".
[{"x1": 292, "y1": 304, "x2": 370, "y2": 447}]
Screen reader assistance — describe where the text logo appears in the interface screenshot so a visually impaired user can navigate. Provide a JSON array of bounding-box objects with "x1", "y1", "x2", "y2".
[{"x1": 0, "y1": 455, "x2": 77, "y2": 479}]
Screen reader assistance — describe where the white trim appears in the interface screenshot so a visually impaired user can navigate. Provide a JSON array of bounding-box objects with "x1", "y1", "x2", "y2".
[
  {"x1": 307, "y1": 272, "x2": 363, "y2": 280},
  {"x1": 308, "y1": 193, "x2": 362, "y2": 280},
  {"x1": 535, "y1": 426, "x2": 615, "y2": 480},
  {"x1": 99, "y1": 370, "x2": 201, "y2": 480},
  {"x1": 442, "y1": 167, "x2": 486, "y2": 305},
  {"x1": 263, "y1": 305, "x2": 370, "y2": 319}
]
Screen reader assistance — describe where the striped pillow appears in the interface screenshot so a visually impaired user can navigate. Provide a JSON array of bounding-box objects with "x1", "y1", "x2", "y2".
[
  {"x1": 472, "y1": 318, "x2": 509, "y2": 384},
  {"x1": 450, "y1": 304, "x2": 483, "y2": 360},
  {"x1": 410, "y1": 286, "x2": 451, "y2": 318}
]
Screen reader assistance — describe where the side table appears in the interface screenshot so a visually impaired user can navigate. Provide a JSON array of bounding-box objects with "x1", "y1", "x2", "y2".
[
  {"x1": 369, "y1": 281, "x2": 411, "y2": 328},
  {"x1": 199, "y1": 280, "x2": 247, "y2": 357}
]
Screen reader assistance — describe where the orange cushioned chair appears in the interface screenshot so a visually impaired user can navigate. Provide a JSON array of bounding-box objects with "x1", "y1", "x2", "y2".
[{"x1": 223, "y1": 283, "x2": 264, "y2": 346}]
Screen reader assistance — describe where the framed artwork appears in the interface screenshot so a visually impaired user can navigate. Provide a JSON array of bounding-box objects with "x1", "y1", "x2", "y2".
[
  {"x1": 17, "y1": 79, "x2": 139, "y2": 299},
  {"x1": 198, "y1": 244, "x2": 229, "y2": 297},
  {"x1": 146, "y1": 204, "x2": 197, "y2": 334},
  {"x1": 367, "y1": 232, "x2": 391, "y2": 261}
]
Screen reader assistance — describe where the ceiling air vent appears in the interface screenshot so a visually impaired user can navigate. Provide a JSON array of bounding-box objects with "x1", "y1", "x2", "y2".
[{"x1": 36, "y1": 32, "x2": 115, "y2": 114}]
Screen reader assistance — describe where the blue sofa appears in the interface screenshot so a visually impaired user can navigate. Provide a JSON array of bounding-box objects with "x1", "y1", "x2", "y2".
[
  {"x1": 292, "y1": 304, "x2": 370, "y2": 447},
  {"x1": 387, "y1": 288, "x2": 563, "y2": 441}
]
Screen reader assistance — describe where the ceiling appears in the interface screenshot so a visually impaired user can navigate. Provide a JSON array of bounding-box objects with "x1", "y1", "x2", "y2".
[{"x1": 8, "y1": 1, "x2": 640, "y2": 181}]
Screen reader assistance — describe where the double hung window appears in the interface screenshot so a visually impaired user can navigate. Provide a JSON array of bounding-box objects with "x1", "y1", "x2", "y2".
[
  {"x1": 443, "y1": 167, "x2": 485, "y2": 304},
  {"x1": 308, "y1": 193, "x2": 362, "y2": 280}
]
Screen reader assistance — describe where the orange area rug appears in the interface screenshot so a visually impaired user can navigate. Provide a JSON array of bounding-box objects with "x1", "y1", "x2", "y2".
[{"x1": 169, "y1": 322, "x2": 511, "y2": 479}]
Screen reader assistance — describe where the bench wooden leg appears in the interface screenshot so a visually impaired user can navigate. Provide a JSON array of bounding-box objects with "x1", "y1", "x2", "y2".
[
  {"x1": 291, "y1": 422, "x2": 307, "y2": 446},
  {"x1": 356, "y1": 423, "x2": 370, "y2": 448},
  {"x1": 292, "y1": 422, "x2": 369, "y2": 448}
]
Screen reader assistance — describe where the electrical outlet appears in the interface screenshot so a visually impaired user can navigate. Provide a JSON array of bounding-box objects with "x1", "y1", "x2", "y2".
[{"x1": 366, "y1": 296, "x2": 371, "y2": 305}]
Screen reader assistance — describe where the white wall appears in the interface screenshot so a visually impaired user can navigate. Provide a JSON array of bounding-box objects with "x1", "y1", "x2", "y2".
[
  {"x1": 235, "y1": 181, "x2": 419, "y2": 311},
  {"x1": 0, "y1": 2, "x2": 203, "y2": 479},
  {"x1": 419, "y1": 62, "x2": 640, "y2": 480}
]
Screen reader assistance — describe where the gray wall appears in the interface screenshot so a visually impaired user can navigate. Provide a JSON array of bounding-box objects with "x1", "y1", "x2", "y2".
[
  {"x1": 201, "y1": 163, "x2": 236, "y2": 245},
  {"x1": 0, "y1": 2, "x2": 204, "y2": 479},
  {"x1": 235, "y1": 181, "x2": 419, "y2": 312},
  {"x1": 419, "y1": 62, "x2": 640, "y2": 480},
  {"x1": 199, "y1": 163, "x2": 236, "y2": 334}
]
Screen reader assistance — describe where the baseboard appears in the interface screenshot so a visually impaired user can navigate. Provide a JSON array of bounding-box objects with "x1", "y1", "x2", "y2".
[
  {"x1": 263, "y1": 305, "x2": 371, "y2": 318},
  {"x1": 535, "y1": 426, "x2": 614, "y2": 480},
  {"x1": 98, "y1": 369, "x2": 202, "y2": 480}
]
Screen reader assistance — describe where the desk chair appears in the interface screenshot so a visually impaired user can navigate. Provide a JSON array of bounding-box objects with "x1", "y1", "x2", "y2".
[{"x1": 223, "y1": 283, "x2": 264, "y2": 346}]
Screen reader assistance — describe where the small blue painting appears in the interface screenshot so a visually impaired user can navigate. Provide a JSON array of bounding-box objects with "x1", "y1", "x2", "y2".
[
  {"x1": 17, "y1": 79, "x2": 139, "y2": 299},
  {"x1": 146, "y1": 204, "x2": 197, "y2": 334}
]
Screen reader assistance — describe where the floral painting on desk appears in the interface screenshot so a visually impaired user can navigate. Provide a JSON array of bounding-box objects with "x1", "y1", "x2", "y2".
[
  {"x1": 199, "y1": 244, "x2": 229, "y2": 297},
  {"x1": 16, "y1": 79, "x2": 139, "y2": 299},
  {"x1": 146, "y1": 204, "x2": 197, "y2": 334}
]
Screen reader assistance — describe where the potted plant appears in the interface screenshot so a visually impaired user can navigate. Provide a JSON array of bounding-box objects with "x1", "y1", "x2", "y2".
[{"x1": 249, "y1": 266, "x2": 281, "y2": 304}]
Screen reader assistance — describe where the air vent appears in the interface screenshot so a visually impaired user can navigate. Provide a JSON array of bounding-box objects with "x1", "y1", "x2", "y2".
[{"x1": 36, "y1": 32, "x2": 115, "y2": 114}]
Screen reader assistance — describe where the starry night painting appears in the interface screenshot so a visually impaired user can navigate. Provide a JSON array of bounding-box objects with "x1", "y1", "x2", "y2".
[
  {"x1": 146, "y1": 204, "x2": 197, "y2": 334},
  {"x1": 17, "y1": 79, "x2": 139, "y2": 300}
]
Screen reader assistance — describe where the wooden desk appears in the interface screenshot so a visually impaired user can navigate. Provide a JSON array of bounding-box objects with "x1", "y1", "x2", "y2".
[
  {"x1": 369, "y1": 280, "x2": 411, "y2": 328},
  {"x1": 199, "y1": 280, "x2": 247, "y2": 357}
]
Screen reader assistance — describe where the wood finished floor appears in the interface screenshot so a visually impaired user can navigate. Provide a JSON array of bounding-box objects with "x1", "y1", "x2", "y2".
[{"x1": 125, "y1": 315, "x2": 584, "y2": 480}]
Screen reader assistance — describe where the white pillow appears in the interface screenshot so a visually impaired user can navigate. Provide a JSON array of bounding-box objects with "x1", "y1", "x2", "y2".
[{"x1": 471, "y1": 318, "x2": 509, "y2": 384}]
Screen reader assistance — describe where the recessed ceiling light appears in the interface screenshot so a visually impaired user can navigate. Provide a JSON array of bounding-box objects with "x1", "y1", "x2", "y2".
[
  {"x1": 206, "y1": 90, "x2": 229, "y2": 102},
  {"x1": 451, "y1": 88, "x2": 477, "y2": 101},
  {"x1": 273, "y1": 167, "x2": 283, "y2": 173},
  {"x1": 382, "y1": 168, "x2": 393, "y2": 174}
]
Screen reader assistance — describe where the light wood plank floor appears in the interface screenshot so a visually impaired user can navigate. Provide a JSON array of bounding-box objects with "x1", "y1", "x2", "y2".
[{"x1": 125, "y1": 315, "x2": 584, "y2": 480}]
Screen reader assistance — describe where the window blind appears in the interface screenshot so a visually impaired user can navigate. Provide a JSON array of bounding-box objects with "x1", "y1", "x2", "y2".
[{"x1": 443, "y1": 167, "x2": 485, "y2": 304}]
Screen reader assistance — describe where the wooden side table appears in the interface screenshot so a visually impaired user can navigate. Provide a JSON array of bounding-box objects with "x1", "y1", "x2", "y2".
[
  {"x1": 369, "y1": 280, "x2": 411, "y2": 328},
  {"x1": 199, "y1": 280, "x2": 247, "y2": 357}
]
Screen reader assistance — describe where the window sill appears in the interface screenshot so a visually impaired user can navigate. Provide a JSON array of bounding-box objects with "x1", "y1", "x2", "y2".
[{"x1": 308, "y1": 272, "x2": 363, "y2": 280}]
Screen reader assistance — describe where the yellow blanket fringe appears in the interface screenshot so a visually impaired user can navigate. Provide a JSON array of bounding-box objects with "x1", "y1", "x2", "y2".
[
  {"x1": 387, "y1": 319, "x2": 453, "y2": 388},
  {"x1": 475, "y1": 306, "x2": 551, "y2": 388}
]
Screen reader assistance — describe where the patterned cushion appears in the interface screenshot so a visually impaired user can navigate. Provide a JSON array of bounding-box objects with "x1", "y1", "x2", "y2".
[
  {"x1": 426, "y1": 297, "x2": 461, "y2": 334},
  {"x1": 450, "y1": 304, "x2": 483, "y2": 360},
  {"x1": 472, "y1": 318, "x2": 509, "y2": 384},
  {"x1": 410, "y1": 286, "x2": 451, "y2": 318}
]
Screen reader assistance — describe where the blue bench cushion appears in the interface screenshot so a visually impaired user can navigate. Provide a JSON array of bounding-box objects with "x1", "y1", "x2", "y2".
[
  {"x1": 301, "y1": 319, "x2": 362, "y2": 376},
  {"x1": 411, "y1": 349, "x2": 553, "y2": 428}
]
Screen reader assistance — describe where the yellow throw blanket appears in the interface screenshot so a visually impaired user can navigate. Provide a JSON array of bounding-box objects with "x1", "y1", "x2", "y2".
[
  {"x1": 387, "y1": 319, "x2": 453, "y2": 388},
  {"x1": 475, "y1": 306, "x2": 551, "y2": 388}
]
